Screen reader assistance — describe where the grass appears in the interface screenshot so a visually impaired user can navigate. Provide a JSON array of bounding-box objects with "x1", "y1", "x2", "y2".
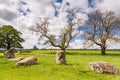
[{"x1": 0, "y1": 50, "x2": 120, "y2": 80}]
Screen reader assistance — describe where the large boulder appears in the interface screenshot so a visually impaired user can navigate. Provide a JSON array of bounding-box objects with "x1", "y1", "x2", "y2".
[
  {"x1": 89, "y1": 61, "x2": 119, "y2": 74},
  {"x1": 16, "y1": 56, "x2": 37, "y2": 66},
  {"x1": 56, "y1": 51, "x2": 66, "y2": 64},
  {"x1": 4, "y1": 48, "x2": 15, "y2": 59}
]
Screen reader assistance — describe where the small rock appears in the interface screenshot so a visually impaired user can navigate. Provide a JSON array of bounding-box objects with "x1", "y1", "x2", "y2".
[{"x1": 4, "y1": 48, "x2": 15, "y2": 59}]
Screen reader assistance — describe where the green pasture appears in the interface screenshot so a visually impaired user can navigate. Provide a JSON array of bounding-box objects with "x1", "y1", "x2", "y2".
[{"x1": 0, "y1": 50, "x2": 120, "y2": 80}]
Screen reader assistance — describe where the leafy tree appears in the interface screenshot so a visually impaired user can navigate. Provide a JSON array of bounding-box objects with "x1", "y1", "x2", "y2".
[
  {"x1": 85, "y1": 11, "x2": 120, "y2": 55},
  {"x1": 0, "y1": 25, "x2": 25, "y2": 50}
]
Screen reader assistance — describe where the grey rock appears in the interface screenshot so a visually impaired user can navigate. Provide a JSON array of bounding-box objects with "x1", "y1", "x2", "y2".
[
  {"x1": 89, "y1": 61, "x2": 119, "y2": 74},
  {"x1": 4, "y1": 48, "x2": 15, "y2": 59},
  {"x1": 56, "y1": 51, "x2": 66, "y2": 64}
]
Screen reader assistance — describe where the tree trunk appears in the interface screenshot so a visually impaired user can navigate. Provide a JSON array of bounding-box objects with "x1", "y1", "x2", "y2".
[
  {"x1": 7, "y1": 42, "x2": 11, "y2": 50},
  {"x1": 62, "y1": 48, "x2": 66, "y2": 53},
  {"x1": 101, "y1": 46, "x2": 106, "y2": 55}
]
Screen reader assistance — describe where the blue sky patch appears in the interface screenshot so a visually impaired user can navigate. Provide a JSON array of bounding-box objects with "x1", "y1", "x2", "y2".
[
  {"x1": 26, "y1": 8, "x2": 31, "y2": 12},
  {"x1": 18, "y1": 8, "x2": 27, "y2": 16},
  {"x1": 56, "y1": 0, "x2": 63, "y2": 3}
]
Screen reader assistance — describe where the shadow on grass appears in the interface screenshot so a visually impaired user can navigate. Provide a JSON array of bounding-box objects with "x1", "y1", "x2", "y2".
[
  {"x1": 20, "y1": 53, "x2": 33, "y2": 55},
  {"x1": 21, "y1": 50, "x2": 33, "y2": 53},
  {"x1": 53, "y1": 62, "x2": 80, "y2": 66},
  {"x1": 105, "y1": 54, "x2": 120, "y2": 56},
  {"x1": 66, "y1": 52, "x2": 120, "y2": 56},
  {"x1": 0, "y1": 62, "x2": 8, "y2": 64},
  {"x1": 0, "y1": 56, "x2": 4, "y2": 58},
  {"x1": 75, "y1": 70, "x2": 92, "y2": 76},
  {"x1": 66, "y1": 52, "x2": 99, "y2": 55},
  {"x1": 80, "y1": 70, "x2": 90, "y2": 74},
  {"x1": 15, "y1": 63, "x2": 40, "y2": 68}
]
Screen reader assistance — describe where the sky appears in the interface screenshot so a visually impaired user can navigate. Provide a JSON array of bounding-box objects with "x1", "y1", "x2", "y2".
[{"x1": 0, "y1": 0, "x2": 120, "y2": 49}]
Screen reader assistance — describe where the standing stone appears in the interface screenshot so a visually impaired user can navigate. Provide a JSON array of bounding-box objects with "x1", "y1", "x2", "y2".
[
  {"x1": 56, "y1": 51, "x2": 66, "y2": 64},
  {"x1": 89, "y1": 61, "x2": 119, "y2": 74},
  {"x1": 16, "y1": 56, "x2": 37, "y2": 66},
  {"x1": 4, "y1": 48, "x2": 15, "y2": 59}
]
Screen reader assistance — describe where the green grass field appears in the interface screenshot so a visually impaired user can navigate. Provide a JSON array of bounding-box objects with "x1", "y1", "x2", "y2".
[{"x1": 0, "y1": 50, "x2": 120, "y2": 80}]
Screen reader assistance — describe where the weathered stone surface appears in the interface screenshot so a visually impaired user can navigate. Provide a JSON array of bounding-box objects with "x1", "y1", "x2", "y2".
[
  {"x1": 4, "y1": 48, "x2": 15, "y2": 59},
  {"x1": 16, "y1": 56, "x2": 37, "y2": 66},
  {"x1": 8, "y1": 57, "x2": 24, "y2": 61},
  {"x1": 89, "y1": 61, "x2": 119, "y2": 74},
  {"x1": 56, "y1": 51, "x2": 66, "y2": 64}
]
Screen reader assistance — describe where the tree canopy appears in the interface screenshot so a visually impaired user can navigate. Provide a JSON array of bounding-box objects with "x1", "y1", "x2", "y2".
[{"x1": 0, "y1": 25, "x2": 25, "y2": 50}]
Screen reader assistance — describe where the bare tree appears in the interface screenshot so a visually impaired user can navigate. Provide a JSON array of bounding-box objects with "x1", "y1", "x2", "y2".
[
  {"x1": 85, "y1": 11, "x2": 120, "y2": 55},
  {"x1": 30, "y1": 12, "x2": 82, "y2": 52}
]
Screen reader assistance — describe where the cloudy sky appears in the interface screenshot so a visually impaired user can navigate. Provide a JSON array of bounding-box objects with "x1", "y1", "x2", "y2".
[{"x1": 0, "y1": 0, "x2": 120, "y2": 49}]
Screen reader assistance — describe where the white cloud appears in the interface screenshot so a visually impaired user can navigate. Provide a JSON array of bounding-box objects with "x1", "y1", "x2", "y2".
[
  {"x1": 66, "y1": 0, "x2": 88, "y2": 10},
  {"x1": 106, "y1": 40, "x2": 120, "y2": 49},
  {"x1": 96, "y1": 0, "x2": 120, "y2": 14},
  {"x1": 0, "y1": 0, "x2": 56, "y2": 49},
  {"x1": 0, "y1": 8, "x2": 17, "y2": 21},
  {"x1": 21, "y1": 33, "x2": 39, "y2": 49},
  {"x1": 70, "y1": 39, "x2": 84, "y2": 49},
  {"x1": 0, "y1": 0, "x2": 120, "y2": 49}
]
